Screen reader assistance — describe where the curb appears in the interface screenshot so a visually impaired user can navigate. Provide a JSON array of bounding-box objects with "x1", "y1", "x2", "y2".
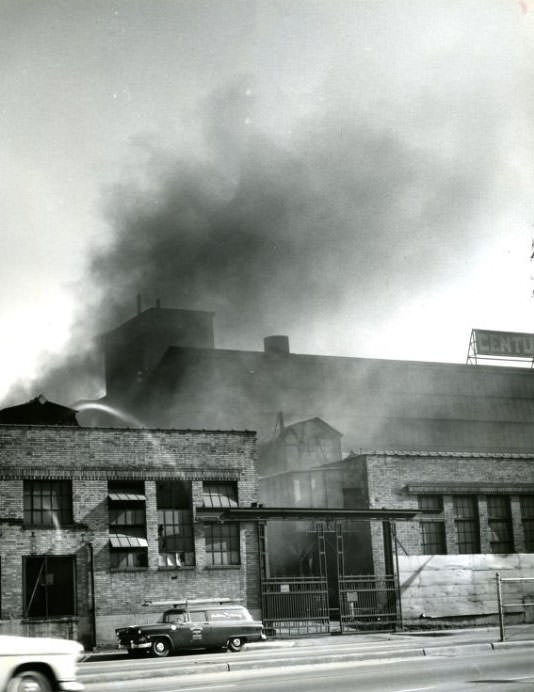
[
  {"x1": 422, "y1": 642, "x2": 493, "y2": 657},
  {"x1": 492, "y1": 640, "x2": 534, "y2": 651},
  {"x1": 79, "y1": 647, "x2": 428, "y2": 684},
  {"x1": 79, "y1": 637, "x2": 534, "y2": 684}
]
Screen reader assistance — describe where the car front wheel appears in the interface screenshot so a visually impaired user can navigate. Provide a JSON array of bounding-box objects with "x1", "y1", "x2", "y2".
[
  {"x1": 152, "y1": 637, "x2": 172, "y2": 657},
  {"x1": 227, "y1": 637, "x2": 244, "y2": 652},
  {"x1": 7, "y1": 670, "x2": 52, "y2": 692}
]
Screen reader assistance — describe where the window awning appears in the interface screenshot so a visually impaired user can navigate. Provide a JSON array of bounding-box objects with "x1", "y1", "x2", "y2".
[
  {"x1": 108, "y1": 493, "x2": 146, "y2": 502},
  {"x1": 109, "y1": 534, "x2": 148, "y2": 548}
]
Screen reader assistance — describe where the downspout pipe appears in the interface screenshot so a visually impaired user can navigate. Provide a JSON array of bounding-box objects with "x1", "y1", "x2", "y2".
[{"x1": 88, "y1": 542, "x2": 97, "y2": 650}]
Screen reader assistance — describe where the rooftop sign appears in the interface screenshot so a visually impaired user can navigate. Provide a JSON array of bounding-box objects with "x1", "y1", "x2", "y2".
[{"x1": 468, "y1": 329, "x2": 534, "y2": 364}]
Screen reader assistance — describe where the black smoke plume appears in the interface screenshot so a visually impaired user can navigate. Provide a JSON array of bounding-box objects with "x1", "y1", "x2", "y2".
[{"x1": 2, "y1": 71, "x2": 504, "y2": 409}]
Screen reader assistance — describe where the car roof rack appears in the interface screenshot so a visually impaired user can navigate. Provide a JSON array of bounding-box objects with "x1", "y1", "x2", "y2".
[{"x1": 143, "y1": 598, "x2": 242, "y2": 608}]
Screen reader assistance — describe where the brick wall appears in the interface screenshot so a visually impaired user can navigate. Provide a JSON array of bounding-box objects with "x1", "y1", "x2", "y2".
[
  {"x1": 364, "y1": 452, "x2": 534, "y2": 556},
  {"x1": 0, "y1": 425, "x2": 259, "y2": 647},
  {"x1": 360, "y1": 452, "x2": 534, "y2": 623}
]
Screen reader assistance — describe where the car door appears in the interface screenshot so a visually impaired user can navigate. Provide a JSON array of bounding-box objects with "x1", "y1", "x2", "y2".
[
  {"x1": 205, "y1": 608, "x2": 242, "y2": 647},
  {"x1": 187, "y1": 610, "x2": 211, "y2": 648},
  {"x1": 163, "y1": 610, "x2": 191, "y2": 650}
]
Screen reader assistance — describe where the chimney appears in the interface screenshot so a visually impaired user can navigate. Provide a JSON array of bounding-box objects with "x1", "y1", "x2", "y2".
[{"x1": 264, "y1": 335, "x2": 290, "y2": 354}]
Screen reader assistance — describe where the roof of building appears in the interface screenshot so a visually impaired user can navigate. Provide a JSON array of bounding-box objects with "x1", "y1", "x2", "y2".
[
  {"x1": 0, "y1": 395, "x2": 79, "y2": 426},
  {"x1": 126, "y1": 344, "x2": 534, "y2": 454},
  {"x1": 278, "y1": 417, "x2": 342, "y2": 439}
]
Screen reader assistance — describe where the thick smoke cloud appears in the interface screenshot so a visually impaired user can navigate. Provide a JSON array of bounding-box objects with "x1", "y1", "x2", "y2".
[
  {"x1": 2, "y1": 46, "x2": 522, "y2": 408},
  {"x1": 87, "y1": 72, "x2": 500, "y2": 344}
]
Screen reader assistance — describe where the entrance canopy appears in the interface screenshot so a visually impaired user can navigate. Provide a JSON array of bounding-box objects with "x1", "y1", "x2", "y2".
[{"x1": 196, "y1": 507, "x2": 418, "y2": 522}]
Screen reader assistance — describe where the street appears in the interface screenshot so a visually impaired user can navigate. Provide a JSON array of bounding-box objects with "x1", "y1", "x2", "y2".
[{"x1": 78, "y1": 646, "x2": 534, "y2": 691}]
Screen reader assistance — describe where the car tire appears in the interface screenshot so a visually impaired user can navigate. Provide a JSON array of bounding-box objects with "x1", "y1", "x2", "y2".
[
  {"x1": 227, "y1": 637, "x2": 244, "y2": 652},
  {"x1": 152, "y1": 637, "x2": 172, "y2": 657},
  {"x1": 7, "y1": 669, "x2": 53, "y2": 692}
]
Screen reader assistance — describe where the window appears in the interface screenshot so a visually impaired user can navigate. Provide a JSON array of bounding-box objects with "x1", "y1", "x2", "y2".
[
  {"x1": 207, "y1": 608, "x2": 249, "y2": 621},
  {"x1": 487, "y1": 496, "x2": 513, "y2": 554},
  {"x1": 202, "y1": 482, "x2": 238, "y2": 508},
  {"x1": 157, "y1": 481, "x2": 194, "y2": 567},
  {"x1": 108, "y1": 481, "x2": 147, "y2": 570},
  {"x1": 454, "y1": 495, "x2": 480, "y2": 554},
  {"x1": 23, "y1": 556, "x2": 76, "y2": 618},
  {"x1": 418, "y1": 495, "x2": 443, "y2": 513},
  {"x1": 521, "y1": 495, "x2": 534, "y2": 552},
  {"x1": 420, "y1": 521, "x2": 447, "y2": 554},
  {"x1": 23, "y1": 480, "x2": 72, "y2": 527},
  {"x1": 418, "y1": 495, "x2": 446, "y2": 554},
  {"x1": 205, "y1": 522, "x2": 240, "y2": 566},
  {"x1": 189, "y1": 610, "x2": 208, "y2": 623},
  {"x1": 109, "y1": 506, "x2": 146, "y2": 538}
]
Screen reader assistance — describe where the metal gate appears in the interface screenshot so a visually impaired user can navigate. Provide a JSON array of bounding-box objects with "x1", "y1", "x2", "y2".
[
  {"x1": 259, "y1": 521, "x2": 401, "y2": 637},
  {"x1": 496, "y1": 572, "x2": 534, "y2": 642}
]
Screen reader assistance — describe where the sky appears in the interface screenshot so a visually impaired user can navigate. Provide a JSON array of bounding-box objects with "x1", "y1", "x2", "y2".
[{"x1": 2, "y1": 0, "x2": 534, "y2": 407}]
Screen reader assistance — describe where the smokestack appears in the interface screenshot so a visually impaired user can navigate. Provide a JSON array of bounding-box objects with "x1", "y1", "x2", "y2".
[{"x1": 264, "y1": 335, "x2": 290, "y2": 354}]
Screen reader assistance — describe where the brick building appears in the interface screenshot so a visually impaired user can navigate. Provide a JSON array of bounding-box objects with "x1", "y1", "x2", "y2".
[
  {"x1": 258, "y1": 418, "x2": 534, "y2": 627},
  {"x1": 0, "y1": 424, "x2": 259, "y2": 647},
  {"x1": 347, "y1": 450, "x2": 534, "y2": 625},
  {"x1": 282, "y1": 449, "x2": 534, "y2": 626}
]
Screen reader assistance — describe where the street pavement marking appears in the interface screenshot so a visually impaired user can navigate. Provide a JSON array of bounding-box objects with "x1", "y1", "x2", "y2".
[
  {"x1": 394, "y1": 688, "x2": 435, "y2": 692},
  {"x1": 162, "y1": 686, "x2": 237, "y2": 692}
]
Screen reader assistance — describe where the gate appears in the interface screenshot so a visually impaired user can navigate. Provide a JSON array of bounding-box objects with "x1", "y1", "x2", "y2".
[
  {"x1": 338, "y1": 575, "x2": 398, "y2": 632},
  {"x1": 496, "y1": 572, "x2": 534, "y2": 642},
  {"x1": 259, "y1": 521, "x2": 401, "y2": 637}
]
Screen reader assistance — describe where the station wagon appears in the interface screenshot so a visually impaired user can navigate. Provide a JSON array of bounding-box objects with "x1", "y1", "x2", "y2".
[{"x1": 116, "y1": 599, "x2": 266, "y2": 657}]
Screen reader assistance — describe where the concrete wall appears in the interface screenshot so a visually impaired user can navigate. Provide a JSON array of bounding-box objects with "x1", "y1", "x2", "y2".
[
  {"x1": 0, "y1": 425, "x2": 259, "y2": 648},
  {"x1": 398, "y1": 553, "x2": 534, "y2": 625}
]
